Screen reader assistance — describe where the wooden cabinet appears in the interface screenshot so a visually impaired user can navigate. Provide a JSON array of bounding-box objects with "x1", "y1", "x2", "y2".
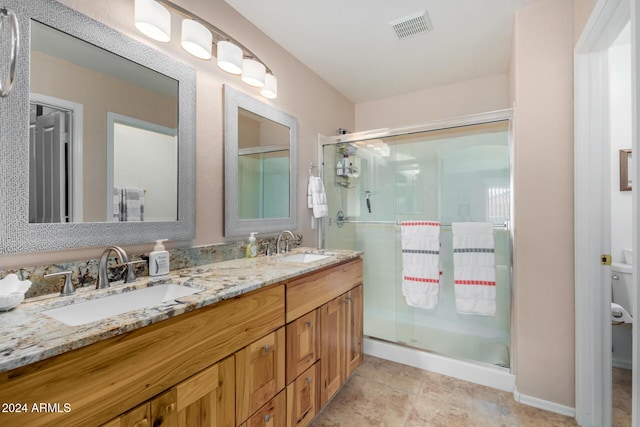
[
  {"x1": 236, "y1": 327, "x2": 286, "y2": 424},
  {"x1": 320, "y1": 285, "x2": 363, "y2": 406},
  {"x1": 286, "y1": 363, "x2": 319, "y2": 427},
  {"x1": 101, "y1": 404, "x2": 150, "y2": 427},
  {"x1": 284, "y1": 258, "x2": 364, "y2": 425},
  {"x1": 344, "y1": 285, "x2": 363, "y2": 378},
  {"x1": 285, "y1": 309, "x2": 318, "y2": 384},
  {"x1": 240, "y1": 390, "x2": 286, "y2": 427},
  {"x1": 103, "y1": 356, "x2": 235, "y2": 427}
]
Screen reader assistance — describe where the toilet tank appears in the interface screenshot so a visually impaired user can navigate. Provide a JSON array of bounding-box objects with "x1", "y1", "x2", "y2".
[{"x1": 612, "y1": 262, "x2": 634, "y2": 315}]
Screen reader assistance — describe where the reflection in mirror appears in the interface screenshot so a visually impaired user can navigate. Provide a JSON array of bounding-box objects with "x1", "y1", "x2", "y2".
[
  {"x1": 29, "y1": 20, "x2": 178, "y2": 223},
  {"x1": 238, "y1": 107, "x2": 290, "y2": 219},
  {"x1": 224, "y1": 85, "x2": 298, "y2": 237}
]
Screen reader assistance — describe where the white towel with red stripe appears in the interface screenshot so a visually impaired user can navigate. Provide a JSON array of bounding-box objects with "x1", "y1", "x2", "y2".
[
  {"x1": 452, "y1": 222, "x2": 496, "y2": 316},
  {"x1": 401, "y1": 221, "x2": 441, "y2": 309}
]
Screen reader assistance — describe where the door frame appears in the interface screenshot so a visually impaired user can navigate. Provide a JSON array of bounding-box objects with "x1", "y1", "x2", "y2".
[
  {"x1": 30, "y1": 93, "x2": 83, "y2": 222},
  {"x1": 574, "y1": 0, "x2": 634, "y2": 425}
]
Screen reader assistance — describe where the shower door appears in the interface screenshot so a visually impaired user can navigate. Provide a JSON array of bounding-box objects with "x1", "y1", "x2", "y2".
[{"x1": 322, "y1": 120, "x2": 512, "y2": 367}]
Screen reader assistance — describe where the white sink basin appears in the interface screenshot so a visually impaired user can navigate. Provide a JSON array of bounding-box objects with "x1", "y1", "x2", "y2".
[
  {"x1": 281, "y1": 253, "x2": 331, "y2": 263},
  {"x1": 43, "y1": 284, "x2": 201, "y2": 326}
]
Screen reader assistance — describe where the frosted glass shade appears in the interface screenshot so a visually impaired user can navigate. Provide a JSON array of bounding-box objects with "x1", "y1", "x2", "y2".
[
  {"x1": 241, "y1": 59, "x2": 266, "y2": 88},
  {"x1": 181, "y1": 19, "x2": 212, "y2": 59},
  {"x1": 217, "y1": 41, "x2": 243, "y2": 75},
  {"x1": 135, "y1": 0, "x2": 171, "y2": 42},
  {"x1": 261, "y1": 74, "x2": 278, "y2": 99}
]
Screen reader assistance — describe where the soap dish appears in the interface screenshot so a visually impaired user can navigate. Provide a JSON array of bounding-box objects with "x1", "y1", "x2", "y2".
[{"x1": 0, "y1": 274, "x2": 32, "y2": 312}]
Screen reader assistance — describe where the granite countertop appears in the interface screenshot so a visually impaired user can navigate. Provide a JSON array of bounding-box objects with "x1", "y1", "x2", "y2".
[{"x1": 0, "y1": 248, "x2": 362, "y2": 373}]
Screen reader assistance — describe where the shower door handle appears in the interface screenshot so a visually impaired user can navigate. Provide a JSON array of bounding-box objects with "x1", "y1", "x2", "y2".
[{"x1": 0, "y1": 7, "x2": 19, "y2": 98}]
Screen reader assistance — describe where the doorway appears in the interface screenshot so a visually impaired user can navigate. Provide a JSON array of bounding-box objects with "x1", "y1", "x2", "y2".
[{"x1": 574, "y1": 0, "x2": 636, "y2": 425}]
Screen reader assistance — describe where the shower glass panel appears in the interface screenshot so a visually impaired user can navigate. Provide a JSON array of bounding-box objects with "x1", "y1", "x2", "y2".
[{"x1": 322, "y1": 120, "x2": 511, "y2": 367}]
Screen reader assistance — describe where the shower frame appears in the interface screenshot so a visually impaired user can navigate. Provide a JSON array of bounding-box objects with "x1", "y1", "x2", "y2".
[{"x1": 317, "y1": 108, "x2": 516, "y2": 385}]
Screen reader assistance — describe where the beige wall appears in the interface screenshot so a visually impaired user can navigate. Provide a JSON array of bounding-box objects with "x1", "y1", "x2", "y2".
[
  {"x1": 511, "y1": 0, "x2": 575, "y2": 407},
  {"x1": 355, "y1": 73, "x2": 511, "y2": 131},
  {"x1": 1, "y1": 0, "x2": 354, "y2": 267}
]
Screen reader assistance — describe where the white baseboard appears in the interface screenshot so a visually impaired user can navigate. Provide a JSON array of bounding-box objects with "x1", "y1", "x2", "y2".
[
  {"x1": 363, "y1": 337, "x2": 515, "y2": 392},
  {"x1": 513, "y1": 388, "x2": 576, "y2": 418},
  {"x1": 612, "y1": 358, "x2": 633, "y2": 370}
]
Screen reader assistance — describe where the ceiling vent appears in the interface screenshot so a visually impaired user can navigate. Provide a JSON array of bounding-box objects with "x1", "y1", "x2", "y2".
[{"x1": 390, "y1": 11, "x2": 433, "y2": 40}]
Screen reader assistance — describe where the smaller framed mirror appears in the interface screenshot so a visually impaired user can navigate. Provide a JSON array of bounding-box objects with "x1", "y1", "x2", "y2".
[
  {"x1": 620, "y1": 149, "x2": 632, "y2": 191},
  {"x1": 224, "y1": 85, "x2": 298, "y2": 236}
]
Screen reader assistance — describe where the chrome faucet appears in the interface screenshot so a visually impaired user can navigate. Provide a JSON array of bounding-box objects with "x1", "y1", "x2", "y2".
[
  {"x1": 96, "y1": 246, "x2": 129, "y2": 289},
  {"x1": 276, "y1": 230, "x2": 296, "y2": 254}
]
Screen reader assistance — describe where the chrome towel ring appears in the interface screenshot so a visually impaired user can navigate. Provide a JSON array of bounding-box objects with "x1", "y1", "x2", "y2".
[{"x1": 0, "y1": 7, "x2": 19, "y2": 98}]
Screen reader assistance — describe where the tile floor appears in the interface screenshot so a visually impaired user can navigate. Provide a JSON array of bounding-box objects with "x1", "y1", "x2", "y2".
[
  {"x1": 613, "y1": 367, "x2": 632, "y2": 427},
  {"x1": 310, "y1": 355, "x2": 581, "y2": 427}
]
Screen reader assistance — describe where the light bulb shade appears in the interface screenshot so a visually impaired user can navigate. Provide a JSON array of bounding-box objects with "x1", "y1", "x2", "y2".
[
  {"x1": 241, "y1": 59, "x2": 266, "y2": 88},
  {"x1": 216, "y1": 41, "x2": 243, "y2": 75},
  {"x1": 181, "y1": 19, "x2": 212, "y2": 59},
  {"x1": 135, "y1": 0, "x2": 171, "y2": 42},
  {"x1": 261, "y1": 74, "x2": 278, "y2": 99}
]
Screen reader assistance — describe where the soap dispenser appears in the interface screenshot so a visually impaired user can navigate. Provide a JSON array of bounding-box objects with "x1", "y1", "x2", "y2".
[
  {"x1": 246, "y1": 232, "x2": 258, "y2": 258},
  {"x1": 149, "y1": 239, "x2": 170, "y2": 276}
]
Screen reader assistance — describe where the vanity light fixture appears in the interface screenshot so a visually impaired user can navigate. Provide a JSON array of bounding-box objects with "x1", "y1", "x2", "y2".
[
  {"x1": 261, "y1": 73, "x2": 278, "y2": 99},
  {"x1": 181, "y1": 19, "x2": 212, "y2": 60},
  {"x1": 135, "y1": 0, "x2": 277, "y2": 98},
  {"x1": 134, "y1": 0, "x2": 171, "y2": 42}
]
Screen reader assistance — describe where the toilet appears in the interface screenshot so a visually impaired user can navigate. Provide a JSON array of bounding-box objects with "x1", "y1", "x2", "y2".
[{"x1": 611, "y1": 262, "x2": 634, "y2": 325}]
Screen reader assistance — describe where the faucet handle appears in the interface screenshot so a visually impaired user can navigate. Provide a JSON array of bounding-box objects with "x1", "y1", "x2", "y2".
[
  {"x1": 124, "y1": 260, "x2": 146, "y2": 283},
  {"x1": 44, "y1": 271, "x2": 75, "y2": 296}
]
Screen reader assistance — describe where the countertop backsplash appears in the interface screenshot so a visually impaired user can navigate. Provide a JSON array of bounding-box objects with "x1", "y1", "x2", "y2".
[{"x1": 0, "y1": 233, "x2": 302, "y2": 299}]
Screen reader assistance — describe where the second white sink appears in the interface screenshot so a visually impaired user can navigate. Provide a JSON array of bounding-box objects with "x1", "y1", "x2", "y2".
[
  {"x1": 43, "y1": 284, "x2": 201, "y2": 326},
  {"x1": 281, "y1": 253, "x2": 331, "y2": 263}
]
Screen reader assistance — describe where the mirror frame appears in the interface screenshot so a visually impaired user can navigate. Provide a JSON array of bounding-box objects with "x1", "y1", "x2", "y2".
[
  {"x1": 0, "y1": 0, "x2": 196, "y2": 254},
  {"x1": 224, "y1": 85, "x2": 298, "y2": 237}
]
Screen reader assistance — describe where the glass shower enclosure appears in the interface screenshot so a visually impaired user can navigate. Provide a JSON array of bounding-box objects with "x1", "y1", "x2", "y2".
[{"x1": 321, "y1": 119, "x2": 512, "y2": 368}]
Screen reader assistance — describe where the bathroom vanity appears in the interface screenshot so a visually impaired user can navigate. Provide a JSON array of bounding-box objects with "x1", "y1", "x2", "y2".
[{"x1": 0, "y1": 250, "x2": 363, "y2": 427}]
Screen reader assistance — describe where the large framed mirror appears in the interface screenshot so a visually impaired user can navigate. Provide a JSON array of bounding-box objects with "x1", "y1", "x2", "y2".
[
  {"x1": 0, "y1": 0, "x2": 196, "y2": 254},
  {"x1": 224, "y1": 85, "x2": 298, "y2": 236}
]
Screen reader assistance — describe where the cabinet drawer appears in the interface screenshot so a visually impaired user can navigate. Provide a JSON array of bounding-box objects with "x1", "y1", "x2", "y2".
[
  {"x1": 286, "y1": 363, "x2": 319, "y2": 427},
  {"x1": 236, "y1": 328, "x2": 286, "y2": 423},
  {"x1": 285, "y1": 309, "x2": 318, "y2": 384},
  {"x1": 286, "y1": 259, "x2": 362, "y2": 322},
  {"x1": 242, "y1": 390, "x2": 286, "y2": 427}
]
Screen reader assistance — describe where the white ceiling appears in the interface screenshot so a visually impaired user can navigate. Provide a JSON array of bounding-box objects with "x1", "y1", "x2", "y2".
[{"x1": 224, "y1": 0, "x2": 545, "y2": 103}]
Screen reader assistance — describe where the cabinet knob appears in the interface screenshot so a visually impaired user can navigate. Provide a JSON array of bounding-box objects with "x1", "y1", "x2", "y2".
[
  {"x1": 263, "y1": 414, "x2": 272, "y2": 423},
  {"x1": 164, "y1": 402, "x2": 176, "y2": 413},
  {"x1": 263, "y1": 344, "x2": 272, "y2": 353},
  {"x1": 343, "y1": 297, "x2": 352, "y2": 304},
  {"x1": 305, "y1": 376, "x2": 312, "y2": 384},
  {"x1": 305, "y1": 320, "x2": 312, "y2": 328}
]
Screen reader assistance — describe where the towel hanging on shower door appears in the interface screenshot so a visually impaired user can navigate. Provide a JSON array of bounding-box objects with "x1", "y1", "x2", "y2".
[
  {"x1": 452, "y1": 222, "x2": 496, "y2": 316},
  {"x1": 401, "y1": 221, "x2": 442, "y2": 309}
]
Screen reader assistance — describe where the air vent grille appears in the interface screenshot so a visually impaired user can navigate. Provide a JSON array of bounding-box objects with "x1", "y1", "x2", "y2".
[{"x1": 390, "y1": 11, "x2": 433, "y2": 40}]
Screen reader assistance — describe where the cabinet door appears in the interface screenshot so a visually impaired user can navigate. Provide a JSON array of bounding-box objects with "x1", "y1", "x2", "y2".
[
  {"x1": 286, "y1": 362, "x2": 319, "y2": 427},
  {"x1": 320, "y1": 295, "x2": 345, "y2": 406},
  {"x1": 244, "y1": 390, "x2": 286, "y2": 427},
  {"x1": 344, "y1": 285, "x2": 363, "y2": 378},
  {"x1": 236, "y1": 328, "x2": 286, "y2": 422},
  {"x1": 151, "y1": 356, "x2": 235, "y2": 427},
  {"x1": 101, "y1": 403, "x2": 150, "y2": 427},
  {"x1": 285, "y1": 309, "x2": 319, "y2": 384}
]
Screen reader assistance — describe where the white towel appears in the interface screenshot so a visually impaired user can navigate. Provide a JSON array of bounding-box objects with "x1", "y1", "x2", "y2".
[
  {"x1": 452, "y1": 222, "x2": 496, "y2": 316},
  {"x1": 123, "y1": 187, "x2": 145, "y2": 222},
  {"x1": 401, "y1": 221, "x2": 441, "y2": 309},
  {"x1": 307, "y1": 176, "x2": 328, "y2": 218},
  {"x1": 113, "y1": 187, "x2": 122, "y2": 222}
]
